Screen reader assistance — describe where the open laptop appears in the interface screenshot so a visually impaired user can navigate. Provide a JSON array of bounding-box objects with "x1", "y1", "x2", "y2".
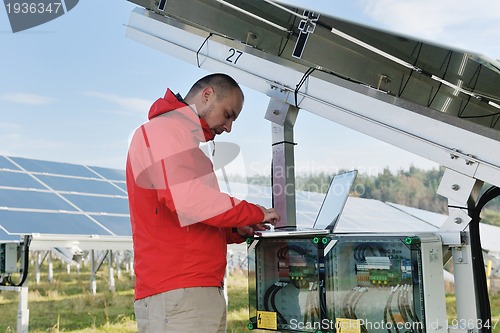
[{"x1": 256, "y1": 170, "x2": 358, "y2": 238}]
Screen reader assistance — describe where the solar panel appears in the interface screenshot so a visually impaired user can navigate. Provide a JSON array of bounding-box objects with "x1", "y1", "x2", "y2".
[{"x1": 0, "y1": 156, "x2": 130, "y2": 240}]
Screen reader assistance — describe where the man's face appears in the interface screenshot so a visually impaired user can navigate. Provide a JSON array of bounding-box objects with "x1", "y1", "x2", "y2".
[{"x1": 200, "y1": 87, "x2": 243, "y2": 137}]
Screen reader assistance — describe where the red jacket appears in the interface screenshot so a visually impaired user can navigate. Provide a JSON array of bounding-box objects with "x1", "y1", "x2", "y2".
[{"x1": 126, "y1": 89, "x2": 264, "y2": 300}]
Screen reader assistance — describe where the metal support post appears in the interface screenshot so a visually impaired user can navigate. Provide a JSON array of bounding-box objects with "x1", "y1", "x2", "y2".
[
  {"x1": 108, "y1": 250, "x2": 115, "y2": 292},
  {"x1": 437, "y1": 168, "x2": 484, "y2": 329},
  {"x1": 90, "y1": 250, "x2": 97, "y2": 295},
  {"x1": 265, "y1": 98, "x2": 299, "y2": 227},
  {"x1": 129, "y1": 256, "x2": 135, "y2": 278},
  {"x1": 35, "y1": 252, "x2": 41, "y2": 285},
  {"x1": 17, "y1": 285, "x2": 29, "y2": 333},
  {"x1": 115, "y1": 251, "x2": 122, "y2": 279},
  {"x1": 47, "y1": 253, "x2": 53, "y2": 283}
]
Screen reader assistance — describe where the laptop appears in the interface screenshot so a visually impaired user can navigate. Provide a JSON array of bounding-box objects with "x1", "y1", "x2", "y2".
[{"x1": 256, "y1": 170, "x2": 358, "y2": 238}]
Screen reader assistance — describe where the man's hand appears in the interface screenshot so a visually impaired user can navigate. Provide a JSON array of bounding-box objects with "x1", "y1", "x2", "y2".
[
  {"x1": 256, "y1": 205, "x2": 280, "y2": 225},
  {"x1": 237, "y1": 206, "x2": 280, "y2": 237}
]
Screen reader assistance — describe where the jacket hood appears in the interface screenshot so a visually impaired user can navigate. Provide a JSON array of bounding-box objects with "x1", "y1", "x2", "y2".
[{"x1": 148, "y1": 88, "x2": 215, "y2": 142}]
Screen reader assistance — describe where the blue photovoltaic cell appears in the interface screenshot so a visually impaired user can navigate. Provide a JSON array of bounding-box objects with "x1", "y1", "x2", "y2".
[
  {"x1": 61, "y1": 193, "x2": 129, "y2": 214},
  {"x1": 93, "y1": 215, "x2": 132, "y2": 236},
  {"x1": 37, "y1": 175, "x2": 125, "y2": 196},
  {"x1": 0, "y1": 156, "x2": 18, "y2": 170},
  {"x1": 11, "y1": 156, "x2": 97, "y2": 178},
  {"x1": 88, "y1": 166, "x2": 126, "y2": 181},
  {"x1": 0, "y1": 171, "x2": 46, "y2": 189},
  {"x1": 0, "y1": 189, "x2": 77, "y2": 211},
  {"x1": 0, "y1": 210, "x2": 113, "y2": 235}
]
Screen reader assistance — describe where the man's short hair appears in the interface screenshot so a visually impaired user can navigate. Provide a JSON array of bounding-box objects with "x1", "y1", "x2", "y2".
[{"x1": 186, "y1": 73, "x2": 244, "y2": 101}]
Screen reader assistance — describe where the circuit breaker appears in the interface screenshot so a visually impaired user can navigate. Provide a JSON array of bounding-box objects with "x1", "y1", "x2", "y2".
[{"x1": 247, "y1": 234, "x2": 446, "y2": 333}]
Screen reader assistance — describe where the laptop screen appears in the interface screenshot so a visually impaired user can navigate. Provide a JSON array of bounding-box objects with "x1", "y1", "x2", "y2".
[{"x1": 313, "y1": 170, "x2": 358, "y2": 231}]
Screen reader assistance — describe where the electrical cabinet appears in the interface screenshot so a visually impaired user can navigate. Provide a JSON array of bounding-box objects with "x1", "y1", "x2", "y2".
[
  {"x1": 0, "y1": 242, "x2": 19, "y2": 274},
  {"x1": 248, "y1": 234, "x2": 446, "y2": 333}
]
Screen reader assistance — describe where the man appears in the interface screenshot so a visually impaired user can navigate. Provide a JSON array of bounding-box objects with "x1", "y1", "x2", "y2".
[{"x1": 126, "y1": 73, "x2": 280, "y2": 333}]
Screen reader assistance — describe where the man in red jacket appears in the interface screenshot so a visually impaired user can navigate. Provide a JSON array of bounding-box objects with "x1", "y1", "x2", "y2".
[{"x1": 126, "y1": 73, "x2": 280, "y2": 333}]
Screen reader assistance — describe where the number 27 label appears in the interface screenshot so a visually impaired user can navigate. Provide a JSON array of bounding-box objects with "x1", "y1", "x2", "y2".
[{"x1": 226, "y1": 48, "x2": 243, "y2": 64}]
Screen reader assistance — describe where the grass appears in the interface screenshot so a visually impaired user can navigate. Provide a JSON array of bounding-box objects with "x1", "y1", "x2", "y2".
[{"x1": 1, "y1": 260, "x2": 500, "y2": 332}]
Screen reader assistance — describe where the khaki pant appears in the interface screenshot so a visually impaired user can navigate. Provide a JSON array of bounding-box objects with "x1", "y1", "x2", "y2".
[{"x1": 134, "y1": 287, "x2": 227, "y2": 333}]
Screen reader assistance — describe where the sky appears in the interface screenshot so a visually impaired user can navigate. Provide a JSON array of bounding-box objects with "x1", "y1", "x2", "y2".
[{"x1": 1, "y1": 0, "x2": 499, "y2": 177}]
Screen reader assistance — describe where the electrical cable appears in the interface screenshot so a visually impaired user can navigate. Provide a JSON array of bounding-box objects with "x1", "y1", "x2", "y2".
[
  {"x1": 263, "y1": 283, "x2": 278, "y2": 311},
  {"x1": 351, "y1": 288, "x2": 368, "y2": 333},
  {"x1": 405, "y1": 284, "x2": 422, "y2": 333},
  {"x1": 342, "y1": 288, "x2": 356, "y2": 318},
  {"x1": 388, "y1": 293, "x2": 400, "y2": 333},
  {"x1": 468, "y1": 185, "x2": 500, "y2": 333},
  {"x1": 294, "y1": 67, "x2": 316, "y2": 108},
  {"x1": 384, "y1": 286, "x2": 400, "y2": 333},
  {"x1": 397, "y1": 286, "x2": 412, "y2": 332},
  {"x1": 351, "y1": 288, "x2": 364, "y2": 319},
  {"x1": 398, "y1": 285, "x2": 409, "y2": 323},
  {"x1": 383, "y1": 290, "x2": 392, "y2": 333},
  {"x1": 269, "y1": 282, "x2": 288, "y2": 325},
  {"x1": 277, "y1": 10, "x2": 298, "y2": 57}
]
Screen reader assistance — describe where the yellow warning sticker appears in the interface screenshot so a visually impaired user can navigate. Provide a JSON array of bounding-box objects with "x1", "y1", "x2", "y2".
[
  {"x1": 256, "y1": 311, "x2": 277, "y2": 330},
  {"x1": 335, "y1": 318, "x2": 361, "y2": 333}
]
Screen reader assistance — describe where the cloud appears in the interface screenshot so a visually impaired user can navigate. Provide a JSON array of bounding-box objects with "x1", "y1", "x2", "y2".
[
  {"x1": 82, "y1": 91, "x2": 151, "y2": 115},
  {"x1": 359, "y1": 0, "x2": 500, "y2": 58},
  {"x1": 0, "y1": 93, "x2": 55, "y2": 105}
]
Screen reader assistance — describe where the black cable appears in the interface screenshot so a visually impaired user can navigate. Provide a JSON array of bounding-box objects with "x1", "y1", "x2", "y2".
[
  {"x1": 263, "y1": 283, "x2": 279, "y2": 311},
  {"x1": 294, "y1": 67, "x2": 316, "y2": 108},
  {"x1": 269, "y1": 283, "x2": 288, "y2": 325},
  {"x1": 458, "y1": 111, "x2": 500, "y2": 119},
  {"x1": 277, "y1": 11, "x2": 298, "y2": 57},
  {"x1": 263, "y1": 280, "x2": 289, "y2": 325},
  {"x1": 397, "y1": 43, "x2": 423, "y2": 98},
  {"x1": 468, "y1": 185, "x2": 500, "y2": 333},
  {"x1": 196, "y1": 33, "x2": 213, "y2": 68}
]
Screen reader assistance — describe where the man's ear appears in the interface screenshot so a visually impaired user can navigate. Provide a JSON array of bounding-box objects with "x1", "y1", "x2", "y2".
[{"x1": 202, "y1": 86, "x2": 214, "y2": 103}]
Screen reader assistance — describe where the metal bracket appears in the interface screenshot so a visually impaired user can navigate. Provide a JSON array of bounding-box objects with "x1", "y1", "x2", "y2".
[
  {"x1": 452, "y1": 246, "x2": 468, "y2": 264},
  {"x1": 437, "y1": 168, "x2": 483, "y2": 232},
  {"x1": 437, "y1": 168, "x2": 479, "y2": 206},
  {"x1": 437, "y1": 231, "x2": 464, "y2": 247}
]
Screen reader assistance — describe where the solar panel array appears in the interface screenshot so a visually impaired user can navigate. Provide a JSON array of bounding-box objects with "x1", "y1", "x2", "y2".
[{"x1": 0, "y1": 156, "x2": 130, "y2": 238}]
